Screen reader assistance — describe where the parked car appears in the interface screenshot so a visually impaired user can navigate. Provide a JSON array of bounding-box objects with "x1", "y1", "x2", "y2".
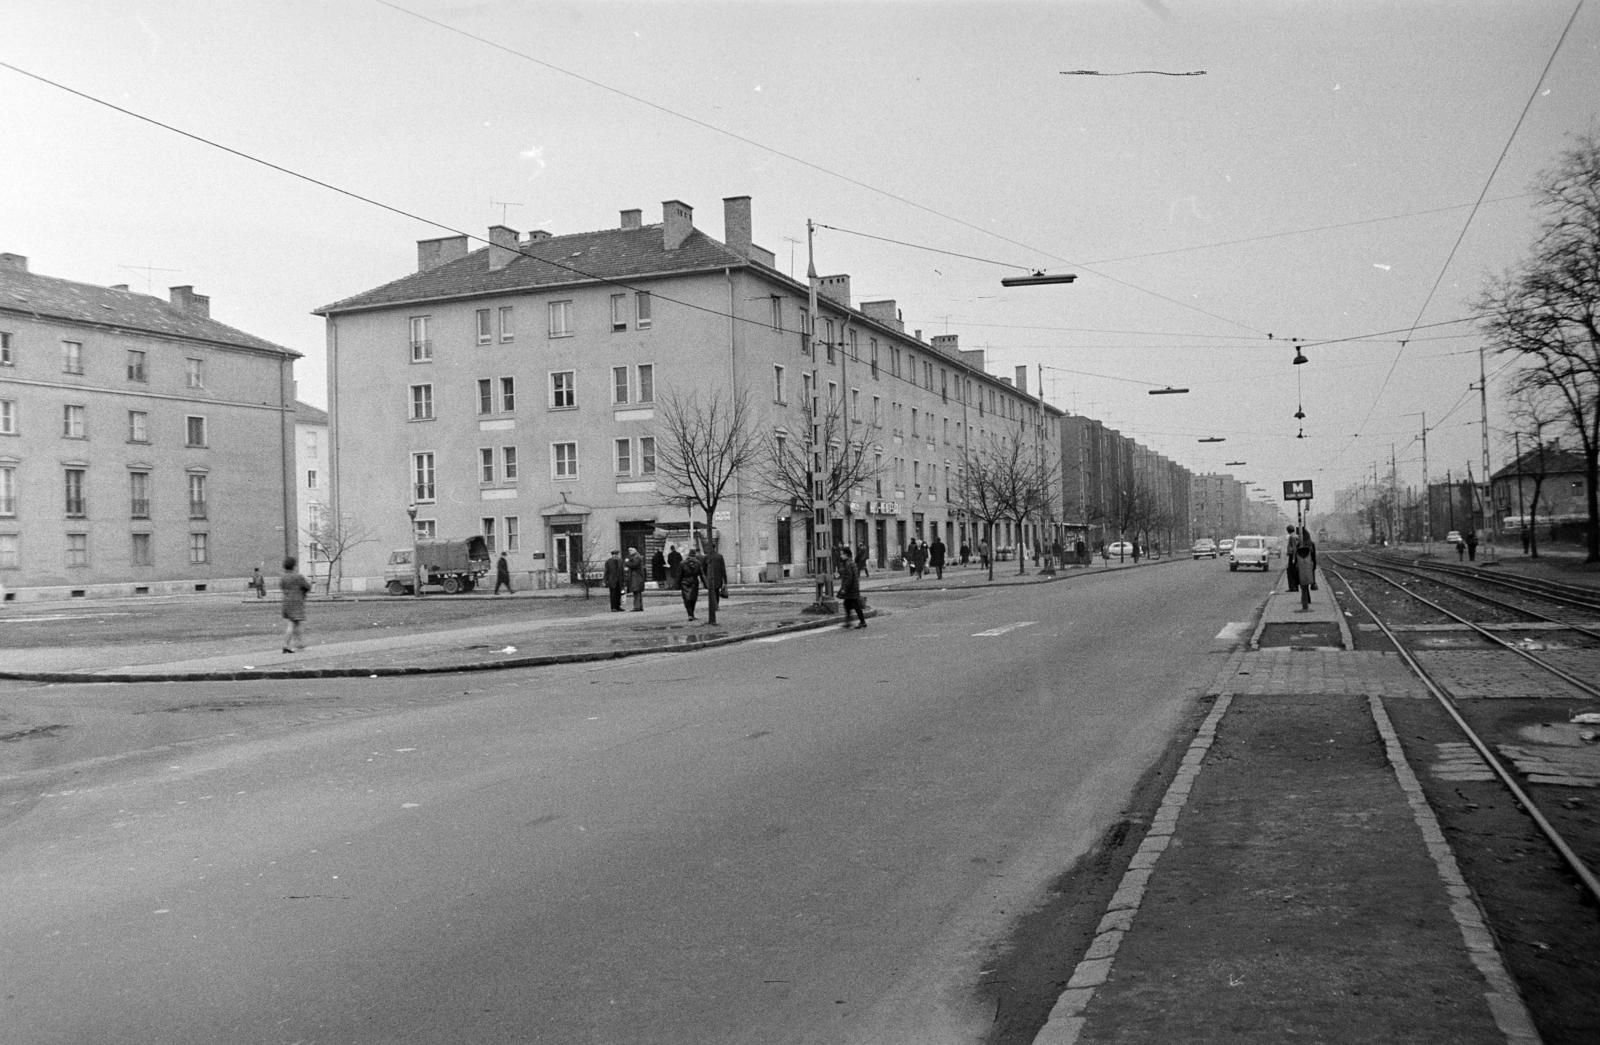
[
  {"x1": 1191, "y1": 539, "x2": 1218, "y2": 559},
  {"x1": 1217, "y1": 538, "x2": 1235, "y2": 554},
  {"x1": 1228, "y1": 534, "x2": 1270, "y2": 572},
  {"x1": 1106, "y1": 541, "x2": 1138, "y2": 558},
  {"x1": 1444, "y1": 530, "x2": 1462, "y2": 546}
]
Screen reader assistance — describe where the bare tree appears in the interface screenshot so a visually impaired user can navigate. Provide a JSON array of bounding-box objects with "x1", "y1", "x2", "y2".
[
  {"x1": 1476, "y1": 131, "x2": 1600, "y2": 562},
  {"x1": 653, "y1": 385, "x2": 762, "y2": 552},
  {"x1": 305, "y1": 507, "x2": 376, "y2": 595},
  {"x1": 961, "y1": 423, "x2": 1056, "y2": 578}
]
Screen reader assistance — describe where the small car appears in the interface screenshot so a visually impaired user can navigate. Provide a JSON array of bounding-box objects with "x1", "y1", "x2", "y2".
[
  {"x1": 1444, "y1": 530, "x2": 1462, "y2": 546},
  {"x1": 1191, "y1": 539, "x2": 1218, "y2": 559},
  {"x1": 1106, "y1": 541, "x2": 1138, "y2": 558},
  {"x1": 1217, "y1": 538, "x2": 1235, "y2": 554},
  {"x1": 1228, "y1": 535, "x2": 1270, "y2": 571}
]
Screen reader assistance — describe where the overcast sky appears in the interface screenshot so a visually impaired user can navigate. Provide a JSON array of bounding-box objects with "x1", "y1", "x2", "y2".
[{"x1": 4, "y1": 0, "x2": 1596, "y2": 516}]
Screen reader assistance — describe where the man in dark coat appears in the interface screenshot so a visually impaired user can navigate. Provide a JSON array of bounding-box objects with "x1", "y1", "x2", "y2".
[
  {"x1": 679, "y1": 548, "x2": 703, "y2": 620},
  {"x1": 651, "y1": 547, "x2": 667, "y2": 587},
  {"x1": 666, "y1": 545, "x2": 683, "y2": 590},
  {"x1": 626, "y1": 547, "x2": 646, "y2": 611},
  {"x1": 929, "y1": 536, "x2": 946, "y2": 580},
  {"x1": 837, "y1": 545, "x2": 866, "y2": 629},
  {"x1": 703, "y1": 543, "x2": 728, "y2": 625},
  {"x1": 494, "y1": 552, "x2": 513, "y2": 594},
  {"x1": 603, "y1": 549, "x2": 625, "y2": 611}
]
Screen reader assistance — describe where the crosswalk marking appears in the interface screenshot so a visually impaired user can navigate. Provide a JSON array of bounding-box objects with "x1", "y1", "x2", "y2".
[{"x1": 973, "y1": 621, "x2": 1038, "y2": 637}]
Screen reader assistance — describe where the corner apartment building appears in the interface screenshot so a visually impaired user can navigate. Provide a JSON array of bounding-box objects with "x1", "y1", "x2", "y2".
[
  {"x1": 314, "y1": 196, "x2": 1061, "y2": 588},
  {"x1": 0, "y1": 253, "x2": 299, "y2": 600},
  {"x1": 294, "y1": 400, "x2": 330, "y2": 584}
]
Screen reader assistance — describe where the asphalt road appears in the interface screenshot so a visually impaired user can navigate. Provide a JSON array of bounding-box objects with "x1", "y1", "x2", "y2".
[{"x1": 0, "y1": 560, "x2": 1269, "y2": 1045}]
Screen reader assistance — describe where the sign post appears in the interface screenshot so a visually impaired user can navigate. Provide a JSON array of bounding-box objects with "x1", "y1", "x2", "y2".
[{"x1": 1282, "y1": 479, "x2": 1314, "y2": 534}]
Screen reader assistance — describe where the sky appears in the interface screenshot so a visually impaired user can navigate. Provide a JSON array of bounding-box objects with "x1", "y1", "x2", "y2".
[{"x1": 3, "y1": 0, "x2": 1597, "y2": 521}]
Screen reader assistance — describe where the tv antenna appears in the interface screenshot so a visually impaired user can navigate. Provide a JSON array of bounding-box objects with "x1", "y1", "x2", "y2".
[
  {"x1": 489, "y1": 200, "x2": 523, "y2": 225},
  {"x1": 120, "y1": 263, "x2": 181, "y2": 294}
]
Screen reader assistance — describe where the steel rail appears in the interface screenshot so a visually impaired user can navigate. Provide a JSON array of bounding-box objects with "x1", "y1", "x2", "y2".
[
  {"x1": 1341, "y1": 556, "x2": 1600, "y2": 644},
  {"x1": 1359, "y1": 551, "x2": 1600, "y2": 613},
  {"x1": 1325, "y1": 562, "x2": 1600, "y2": 908}
]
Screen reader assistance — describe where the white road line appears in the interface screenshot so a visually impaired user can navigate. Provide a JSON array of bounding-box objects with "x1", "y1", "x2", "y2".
[
  {"x1": 973, "y1": 621, "x2": 1038, "y2": 637},
  {"x1": 1215, "y1": 621, "x2": 1251, "y2": 643},
  {"x1": 754, "y1": 629, "x2": 832, "y2": 643}
]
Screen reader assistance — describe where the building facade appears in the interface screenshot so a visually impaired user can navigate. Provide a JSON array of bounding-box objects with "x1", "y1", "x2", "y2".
[
  {"x1": 294, "y1": 400, "x2": 331, "y2": 585},
  {"x1": 0, "y1": 253, "x2": 299, "y2": 600},
  {"x1": 315, "y1": 196, "x2": 1061, "y2": 588}
]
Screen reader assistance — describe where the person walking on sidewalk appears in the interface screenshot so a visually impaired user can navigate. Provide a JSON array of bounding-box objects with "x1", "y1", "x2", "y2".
[
  {"x1": 651, "y1": 546, "x2": 666, "y2": 587},
  {"x1": 494, "y1": 552, "x2": 514, "y2": 594},
  {"x1": 603, "y1": 549, "x2": 625, "y2": 611},
  {"x1": 279, "y1": 556, "x2": 311, "y2": 653},
  {"x1": 1465, "y1": 529, "x2": 1478, "y2": 562},
  {"x1": 1295, "y1": 528, "x2": 1318, "y2": 611},
  {"x1": 854, "y1": 544, "x2": 870, "y2": 580},
  {"x1": 626, "y1": 547, "x2": 646, "y2": 611},
  {"x1": 1285, "y1": 525, "x2": 1301, "y2": 591},
  {"x1": 251, "y1": 565, "x2": 267, "y2": 599},
  {"x1": 837, "y1": 545, "x2": 867, "y2": 629},
  {"x1": 666, "y1": 544, "x2": 683, "y2": 590},
  {"x1": 910, "y1": 539, "x2": 928, "y2": 579},
  {"x1": 679, "y1": 547, "x2": 703, "y2": 620},
  {"x1": 959, "y1": 540, "x2": 971, "y2": 566},
  {"x1": 930, "y1": 536, "x2": 946, "y2": 580},
  {"x1": 703, "y1": 542, "x2": 728, "y2": 625}
]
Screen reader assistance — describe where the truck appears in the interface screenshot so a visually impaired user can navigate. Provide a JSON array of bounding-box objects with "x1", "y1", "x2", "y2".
[{"x1": 384, "y1": 536, "x2": 492, "y2": 595}]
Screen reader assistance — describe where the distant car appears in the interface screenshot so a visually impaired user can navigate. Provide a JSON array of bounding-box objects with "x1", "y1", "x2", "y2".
[
  {"x1": 1217, "y1": 538, "x2": 1235, "y2": 554},
  {"x1": 1191, "y1": 539, "x2": 1218, "y2": 559},
  {"x1": 1229, "y1": 534, "x2": 1270, "y2": 572},
  {"x1": 1106, "y1": 541, "x2": 1138, "y2": 558},
  {"x1": 1444, "y1": 530, "x2": 1462, "y2": 546}
]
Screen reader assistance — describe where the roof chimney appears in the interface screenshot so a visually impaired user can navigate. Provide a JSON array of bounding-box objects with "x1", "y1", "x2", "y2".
[
  {"x1": 168, "y1": 285, "x2": 210, "y2": 318},
  {"x1": 0, "y1": 253, "x2": 27, "y2": 273},
  {"x1": 417, "y1": 235, "x2": 469, "y2": 272},
  {"x1": 861, "y1": 299, "x2": 903, "y2": 332},
  {"x1": 620, "y1": 208, "x2": 642, "y2": 230},
  {"x1": 1015, "y1": 366, "x2": 1029, "y2": 395},
  {"x1": 525, "y1": 229, "x2": 552, "y2": 243},
  {"x1": 662, "y1": 200, "x2": 694, "y2": 250},
  {"x1": 931, "y1": 334, "x2": 959, "y2": 356},
  {"x1": 723, "y1": 195, "x2": 752, "y2": 257},
  {"x1": 488, "y1": 225, "x2": 519, "y2": 270},
  {"x1": 816, "y1": 274, "x2": 851, "y2": 308}
]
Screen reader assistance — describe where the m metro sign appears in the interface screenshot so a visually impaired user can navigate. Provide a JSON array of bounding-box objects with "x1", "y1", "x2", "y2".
[{"x1": 1283, "y1": 479, "x2": 1315, "y2": 501}]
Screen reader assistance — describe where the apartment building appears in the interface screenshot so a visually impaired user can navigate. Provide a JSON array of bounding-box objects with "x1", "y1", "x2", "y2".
[
  {"x1": 0, "y1": 253, "x2": 299, "y2": 600},
  {"x1": 314, "y1": 196, "x2": 1060, "y2": 588},
  {"x1": 294, "y1": 400, "x2": 331, "y2": 584}
]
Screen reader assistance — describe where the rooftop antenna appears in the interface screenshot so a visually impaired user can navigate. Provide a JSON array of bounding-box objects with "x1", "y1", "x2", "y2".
[
  {"x1": 781, "y1": 236, "x2": 802, "y2": 278},
  {"x1": 119, "y1": 263, "x2": 181, "y2": 294},
  {"x1": 489, "y1": 200, "x2": 522, "y2": 225}
]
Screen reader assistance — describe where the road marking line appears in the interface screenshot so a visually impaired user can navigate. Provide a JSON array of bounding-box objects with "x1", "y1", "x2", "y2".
[
  {"x1": 973, "y1": 621, "x2": 1038, "y2": 637},
  {"x1": 754, "y1": 629, "x2": 830, "y2": 643},
  {"x1": 1215, "y1": 621, "x2": 1251, "y2": 643}
]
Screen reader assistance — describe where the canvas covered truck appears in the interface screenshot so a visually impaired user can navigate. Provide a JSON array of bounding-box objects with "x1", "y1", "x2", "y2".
[{"x1": 384, "y1": 536, "x2": 491, "y2": 595}]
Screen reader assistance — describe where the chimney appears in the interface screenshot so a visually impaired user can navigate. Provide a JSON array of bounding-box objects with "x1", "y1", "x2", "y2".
[
  {"x1": 620, "y1": 209, "x2": 642, "y2": 230},
  {"x1": 861, "y1": 299, "x2": 903, "y2": 332},
  {"x1": 0, "y1": 253, "x2": 27, "y2": 273},
  {"x1": 525, "y1": 229, "x2": 552, "y2": 243},
  {"x1": 931, "y1": 334, "x2": 959, "y2": 356},
  {"x1": 417, "y1": 234, "x2": 469, "y2": 272},
  {"x1": 662, "y1": 200, "x2": 694, "y2": 250},
  {"x1": 960, "y1": 348, "x2": 987, "y2": 372},
  {"x1": 488, "y1": 225, "x2": 519, "y2": 270},
  {"x1": 168, "y1": 285, "x2": 210, "y2": 318},
  {"x1": 1015, "y1": 366, "x2": 1029, "y2": 395},
  {"x1": 723, "y1": 195, "x2": 752, "y2": 257},
  {"x1": 816, "y1": 274, "x2": 851, "y2": 308}
]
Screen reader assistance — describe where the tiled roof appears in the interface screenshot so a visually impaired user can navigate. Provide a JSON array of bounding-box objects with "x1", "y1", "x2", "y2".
[
  {"x1": 294, "y1": 400, "x2": 329, "y2": 425},
  {"x1": 0, "y1": 267, "x2": 297, "y2": 357},
  {"x1": 314, "y1": 225, "x2": 751, "y2": 314},
  {"x1": 1493, "y1": 443, "x2": 1587, "y2": 479}
]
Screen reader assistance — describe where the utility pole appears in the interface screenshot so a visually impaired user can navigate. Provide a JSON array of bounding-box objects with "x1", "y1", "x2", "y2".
[
  {"x1": 805, "y1": 220, "x2": 833, "y2": 608},
  {"x1": 1475, "y1": 345, "x2": 1497, "y2": 561}
]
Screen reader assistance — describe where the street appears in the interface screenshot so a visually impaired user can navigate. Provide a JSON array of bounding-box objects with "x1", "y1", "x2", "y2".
[{"x1": 0, "y1": 562, "x2": 1266, "y2": 1045}]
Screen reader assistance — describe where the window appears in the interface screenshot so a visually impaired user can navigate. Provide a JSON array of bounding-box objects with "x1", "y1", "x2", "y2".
[
  {"x1": 870, "y1": 339, "x2": 880, "y2": 379},
  {"x1": 414, "y1": 518, "x2": 436, "y2": 540},
  {"x1": 186, "y1": 357, "x2": 204, "y2": 388},
  {"x1": 891, "y1": 347, "x2": 902, "y2": 378},
  {"x1": 410, "y1": 316, "x2": 432, "y2": 361},
  {"x1": 802, "y1": 373, "x2": 814, "y2": 411},
  {"x1": 305, "y1": 429, "x2": 319, "y2": 455},
  {"x1": 481, "y1": 517, "x2": 497, "y2": 555},
  {"x1": 502, "y1": 445, "x2": 518, "y2": 480},
  {"x1": 67, "y1": 532, "x2": 89, "y2": 568},
  {"x1": 851, "y1": 388, "x2": 860, "y2": 422},
  {"x1": 911, "y1": 408, "x2": 919, "y2": 438},
  {"x1": 0, "y1": 330, "x2": 11, "y2": 366},
  {"x1": 130, "y1": 471, "x2": 150, "y2": 518},
  {"x1": 412, "y1": 452, "x2": 435, "y2": 502},
  {"x1": 409, "y1": 383, "x2": 434, "y2": 420},
  {"x1": 614, "y1": 437, "x2": 632, "y2": 475},
  {"x1": 62, "y1": 404, "x2": 85, "y2": 439},
  {"x1": 849, "y1": 329, "x2": 859, "y2": 361},
  {"x1": 552, "y1": 442, "x2": 578, "y2": 479},
  {"x1": 499, "y1": 306, "x2": 514, "y2": 342},
  {"x1": 773, "y1": 364, "x2": 786, "y2": 404},
  {"x1": 872, "y1": 395, "x2": 882, "y2": 426},
  {"x1": 504, "y1": 515, "x2": 520, "y2": 552},
  {"x1": 874, "y1": 453, "x2": 883, "y2": 496},
  {"x1": 65, "y1": 468, "x2": 86, "y2": 517},
  {"x1": 611, "y1": 293, "x2": 628, "y2": 332},
  {"x1": 189, "y1": 532, "x2": 209, "y2": 565},
  {"x1": 500, "y1": 376, "x2": 516, "y2": 412},
  {"x1": 306, "y1": 469, "x2": 318, "y2": 489},
  {"x1": 548, "y1": 300, "x2": 573, "y2": 337},
  {"x1": 185, "y1": 415, "x2": 207, "y2": 447},
  {"x1": 127, "y1": 410, "x2": 147, "y2": 443},
  {"x1": 925, "y1": 360, "x2": 934, "y2": 390},
  {"x1": 476, "y1": 308, "x2": 492, "y2": 345},
  {"x1": 0, "y1": 465, "x2": 14, "y2": 515},
  {"x1": 635, "y1": 291, "x2": 652, "y2": 329},
  {"x1": 188, "y1": 473, "x2": 207, "y2": 519},
  {"x1": 637, "y1": 363, "x2": 654, "y2": 403},
  {"x1": 478, "y1": 378, "x2": 494, "y2": 415},
  {"x1": 550, "y1": 370, "x2": 576, "y2": 408},
  {"x1": 823, "y1": 318, "x2": 835, "y2": 364},
  {"x1": 126, "y1": 350, "x2": 147, "y2": 382},
  {"x1": 613, "y1": 365, "x2": 629, "y2": 404},
  {"x1": 62, "y1": 340, "x2": 83, "y2": 375},
  {"x1": 0, "y1": 533, "x2": 16, "y2": 568},
  {"x1": 940, "y1": 368, "x2": 948, "y2": 402},
  {"x1": 0, "y1": 399, "x2": 15, "y2": 435},
  {"x1": 639, "y1": 436, "x2": 656, "y2": 475},
  {"x1": 770, "y1": 296, "x2": 783, "y2": 332},
  {"x1": 131, "y1": 532, "x2": 152, "y2": 567},
  {"x1": 480, "y1": 447, "x2": 496, "y2": 483}
]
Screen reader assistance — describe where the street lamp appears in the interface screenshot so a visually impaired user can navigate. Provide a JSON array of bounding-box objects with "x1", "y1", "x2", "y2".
[
  {"x1": 406, "y1": 502, "x2": 421, "y2": 598},
  {"x1": 1001, "y1": 271, "x2": 1077, "y2": 287},
  {"x1": 1147, "y1": 386, "x2": 1189, "y2": 395},
  {"x1": 1199, "y1": 436, "x2": 1225, "y2": 443}
]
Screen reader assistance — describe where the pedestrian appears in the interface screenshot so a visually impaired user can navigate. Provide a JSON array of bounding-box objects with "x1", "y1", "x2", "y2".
[
  {"x1": 1521, "y1": 528, "x2": 1530, "y2": 555},
  {"x1": 279, "y1": 555, "x2": 311, "y2": 653},
  {"x1": 626, "y1": 547, "x2": 646, "y2": 611},
  {"x1": 704, "y1": 542, "x2": 728, "y2": 625},
  {"x1": 251, "y1": 564, "x2": 266, "y2": 599},
  {"x1": 854, "y1": 544, "x2": 870, "y2": 580},
  {"x1": 837, "y1": 545, "x2": 867, "y2": 629},
  {"x1": 979, "y1": 539, "x2": 991, "y2": 570},
  {"x1": 1465, "y1": 530, "x2": 1478, "y2": 562},
  {"x1": 1295, "y1": 528, "x2": 1318, "y2": 611},
  {"x1": 930, "y1": 535, "x2": 946, "y2": 580},
  {"x1": 910, "y1": 539, "x2": 928, "y2": 579},
  {"x1": 1456, "y1": 536, "x2": 1466, "y2": 561},
  {"x1": 651, "y1": 546, "x2": 666, "y2": 587},
  {"x1": 494, "y1": 552, "x2": 513, "y2": 594},
  {"x1": 959, "y1": 541, "x2": 971, "y2": 566},
  {"x1": 666, "y1": 544, "x2": 683, "y2": 590},
  {"x1": 678, "y1": 548, "x2": 703, "y2": 620},
  {"x1": 603, "y1": 549, "x2": 625, "y2": 611},
  {"x1": 1285, "y1": 525, "x2": 1301, "y2": 591}
]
